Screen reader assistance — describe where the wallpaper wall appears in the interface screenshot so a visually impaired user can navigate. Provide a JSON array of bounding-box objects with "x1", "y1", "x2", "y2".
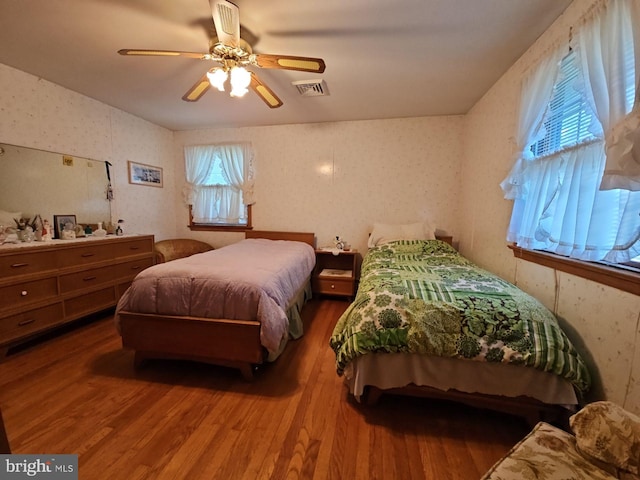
[
  {"x1": 461, "y1": 0, "x2": 640, "y2": 413},
  {"x1": 174, "y1": 116, "x2": 464, "y2": 254},
  {"x1": 0, "y1": 63, "x2": 177, "y2": 240}
]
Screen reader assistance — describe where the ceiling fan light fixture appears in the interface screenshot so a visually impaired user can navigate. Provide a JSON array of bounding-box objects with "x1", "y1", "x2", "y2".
[
  {"x1": 121, "y1": 0, "x2": 325, "y2": 108},
  {"x1": 229, "y1": 66, "x2": 251, "y2": 97},
  {"x1": 207, "y1": 68, "x2": 228, "y2": 92}
]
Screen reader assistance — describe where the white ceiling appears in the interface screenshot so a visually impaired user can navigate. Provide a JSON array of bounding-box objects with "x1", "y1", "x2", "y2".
[{"x1": 0, "y1": 0, "x2": 571, "y2": 132}]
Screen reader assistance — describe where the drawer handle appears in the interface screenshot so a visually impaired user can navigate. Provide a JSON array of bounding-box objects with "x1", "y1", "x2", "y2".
[
  {"x1": 331, "y1": 284, "x2": 335, "y2": 289},
  {"x1": 130, "y1": 265, "x2": 142, "y2": 270},
  {"x1": 21, "y1": 290, "x2": 28, "y2": 296},
  {"x1": 83, "y1": 276, "x2": 97, "y2": 282},
  {"x1": 81, "y1": 253, "x2": 95, "y2": 258},
  {"x1": 11, "y1": 262, "x2": 29, "y2": 268},
  {"x1": 129, "y1": 246, "x2": 140, "y2": 250},
  {"x1": 18, "y1": 319, "x2": 35, "y2": 327}
]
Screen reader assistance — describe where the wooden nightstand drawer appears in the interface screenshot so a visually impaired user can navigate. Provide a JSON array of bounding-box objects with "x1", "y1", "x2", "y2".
[
  {"x1": 313, "y1": 277, "x2": 355, "y2": 296},
  {"x1": 312, "y1": 249, "x2": 360, "y2": 298},
  {"x1": 0, "y1": 303, "x2": 64, "y2": 343},
  {"x1": 0, "y1": 277, "x2": 58, "y2": 310}
]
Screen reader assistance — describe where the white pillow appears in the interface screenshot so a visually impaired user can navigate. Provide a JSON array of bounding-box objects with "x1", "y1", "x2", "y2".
[
  {"x1": 368, "y1": 222, "x2": 436, "y2": 248},
  {"x1": 0, "y1": 210, "x2": 21, "y2": 227}
]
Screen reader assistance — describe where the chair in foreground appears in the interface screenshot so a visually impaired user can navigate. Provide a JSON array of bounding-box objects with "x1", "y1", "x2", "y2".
[{"x1": 482, "y1": 401, "x2": 640, "y2": 480}]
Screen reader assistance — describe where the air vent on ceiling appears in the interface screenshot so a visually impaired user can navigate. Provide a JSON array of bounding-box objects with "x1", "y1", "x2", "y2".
[{"x1": 292, "y1": 79, "x2": 329, "y2": 97}]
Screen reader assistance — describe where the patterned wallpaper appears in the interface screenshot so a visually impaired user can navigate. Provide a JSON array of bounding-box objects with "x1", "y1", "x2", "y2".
[
  {"x1": 0, "y1": 63, "x2": 177, "y2": 241},
  {"x1": 174, "y1": 116, "x2": 464, "y2": 254}
]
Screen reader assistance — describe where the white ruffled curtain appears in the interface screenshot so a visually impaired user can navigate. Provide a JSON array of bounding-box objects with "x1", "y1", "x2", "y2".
[
  {"x1": 502, "y1": 0, "x2": 640, "y2": 263},
  {"x1": 217, "y1": 143, "x2": 255, "y2": 205},
  {"x1": 578, "y1": 0, "x2": 640, "y2": 191},
  {"x1": 184, "y1": 143, "x2": 254, "y2": 224},
  {"x1": 500, "y1": 48, "x2": 564, "y2": 200}
]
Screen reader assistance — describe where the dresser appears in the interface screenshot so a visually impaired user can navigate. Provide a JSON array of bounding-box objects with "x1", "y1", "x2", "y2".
[{"x1": 0, "y1": 235, "x2": 154, "y2": 355}]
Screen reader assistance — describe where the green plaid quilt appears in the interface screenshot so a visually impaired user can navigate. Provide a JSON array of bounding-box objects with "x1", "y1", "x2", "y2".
[{"x1": 329, "y1": 240, "x2": 591, "y2": 395}]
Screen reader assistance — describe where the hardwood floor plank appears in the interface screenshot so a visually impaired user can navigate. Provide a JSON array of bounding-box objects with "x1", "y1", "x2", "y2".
[{"x1": 0, "y1": 299, "x2": 529, "y2": 479}]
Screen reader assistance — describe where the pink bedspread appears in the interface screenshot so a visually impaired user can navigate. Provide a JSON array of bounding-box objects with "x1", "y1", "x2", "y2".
[{"x1": 115, "y1": 238, "x2": 315, "y2": 354}]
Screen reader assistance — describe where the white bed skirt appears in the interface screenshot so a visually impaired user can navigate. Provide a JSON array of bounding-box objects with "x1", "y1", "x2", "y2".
[{"x1": 344, "y1": 352, "x2": 578, "y2": 407}]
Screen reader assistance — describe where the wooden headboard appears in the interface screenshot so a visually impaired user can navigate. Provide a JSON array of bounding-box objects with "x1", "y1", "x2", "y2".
[
  {"x1": 245, "y1": 230, "x2": 315, "y2": 248},
  {"x1": 436, "y1": 235, "x2": 453, "y2": 246}
]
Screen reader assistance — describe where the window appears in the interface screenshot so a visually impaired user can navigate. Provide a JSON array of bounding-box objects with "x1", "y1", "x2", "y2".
[
  {"x1": 502, "y1": 1, "x2": 639, "y2": 271},
  {"x1": 184, "y1": 143, "x2": 255, "y2": 231},
  {"x1": 530, "y1": 52, "x2": 599, "y2": 158}
]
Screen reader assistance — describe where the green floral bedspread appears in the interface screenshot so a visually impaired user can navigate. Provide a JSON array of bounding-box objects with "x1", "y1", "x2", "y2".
[{"x1": 329, "y1": 240, "x2": 591, "y2": 395}]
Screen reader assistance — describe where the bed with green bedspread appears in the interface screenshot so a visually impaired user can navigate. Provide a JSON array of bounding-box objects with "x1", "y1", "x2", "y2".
[{"x1": 329, "y1": 239, "x2": 590, "y2": 396}]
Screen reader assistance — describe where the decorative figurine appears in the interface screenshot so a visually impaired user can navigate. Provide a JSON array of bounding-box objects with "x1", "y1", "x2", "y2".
[
  {"x1": 61, "y1": 222, "x2": 76, "y2": 240},
  {"x1": 42, "y1": 219, "x2": 52, "y2": 241}
]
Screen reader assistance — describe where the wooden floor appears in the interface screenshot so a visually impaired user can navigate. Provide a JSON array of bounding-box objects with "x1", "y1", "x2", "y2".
[{"x1": 0, "y1": 299, "x2": 530, "y2": 480}]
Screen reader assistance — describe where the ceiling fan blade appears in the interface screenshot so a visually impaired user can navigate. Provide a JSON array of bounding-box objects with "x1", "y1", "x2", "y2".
[
  {"x1": 118, "y1": 49, "x2": 207, "y2": 59},
  {"x1": 253, "y1": 54, "x2": 326, "y2": 73},
  {"x1": 249, "y1": 73, "x2": 283, "y2": 109},
  {"x1": 182, "y1": 73, "x2": 211, "y2": 102},
  {"x1": 209, "y1": 0, "x2": 240, "y2": 48}
]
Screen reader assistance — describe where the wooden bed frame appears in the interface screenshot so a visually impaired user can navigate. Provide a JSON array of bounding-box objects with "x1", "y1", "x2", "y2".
[
  {"x1": 363, "y1": 384, "x2": 572, "y2": 428},
  {"x1": 118, "y1": 230, "x2": 315, "y2": 379}
]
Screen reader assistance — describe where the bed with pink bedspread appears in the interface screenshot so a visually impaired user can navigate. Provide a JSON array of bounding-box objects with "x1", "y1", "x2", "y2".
[{"x1": 115, "y1": 231, "x2": 315, "y2": 378}]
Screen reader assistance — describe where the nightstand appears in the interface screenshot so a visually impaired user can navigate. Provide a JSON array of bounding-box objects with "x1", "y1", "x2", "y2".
[{"x1": 312, "y1": 250, "x2": 360, "y2": 299}]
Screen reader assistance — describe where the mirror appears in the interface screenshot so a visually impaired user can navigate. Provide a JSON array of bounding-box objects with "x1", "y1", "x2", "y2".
[{"x1": 0, "y1": 143, "x2": 112, "y2": 229}]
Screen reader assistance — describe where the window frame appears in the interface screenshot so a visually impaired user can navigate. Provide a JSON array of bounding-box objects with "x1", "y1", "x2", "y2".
[
  {"x1": 184, "y1": 142, "x2": 254, "y2": 232},
  {"x1": 509, "y1": 244, "x2": 639, "y2": 296},
  {"x1": 188, "y1": 204, "x2": 253, "y2": 232}
]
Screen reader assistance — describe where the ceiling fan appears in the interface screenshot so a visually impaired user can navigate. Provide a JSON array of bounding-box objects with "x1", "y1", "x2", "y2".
[{"x1": 118, "y1": 0, "x2": 326, "y2": 109}]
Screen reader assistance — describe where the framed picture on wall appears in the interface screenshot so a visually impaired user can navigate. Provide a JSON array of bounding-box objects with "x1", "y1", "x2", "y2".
[
  {"x1": 53, "y1": 214, "x2": 76, "y2": 239},
  {"x1": 128, "y1": 161, "x2": 163, "y2": 188}
]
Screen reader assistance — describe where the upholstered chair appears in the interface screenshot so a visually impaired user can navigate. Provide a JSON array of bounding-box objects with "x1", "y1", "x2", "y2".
[{"x1": 153, "y1": 239, "x2": 214, "y2": 264}]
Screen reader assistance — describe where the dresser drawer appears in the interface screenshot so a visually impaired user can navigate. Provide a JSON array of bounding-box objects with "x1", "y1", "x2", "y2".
[
  {"x1": 0, "y1": 250, "x2": 58, "y2": 279},
  {"x1": 0, "y1": 302, "x2": 64, "y2": 344},
  {"x1": 59, "y1": 264, "x2": 117, "y2": 293},
  {"x1": 112, "y1": 238, "x2": 153, "y2": 259},
  {"x1": 0, "y1": 277, "x2": 58, "y2": 310},
  {"x1": 64, "y1": 287, "x2": 116, "y2": 319},
  {"x1": 57, "y1": 243, "x2": 113, "y2": 267},
  {"x1": 114, "y1": 257, "x2": 153, "y2": 280},
  {"x1": 313, "y1": 277, "x2": 355, "y2": 296}
]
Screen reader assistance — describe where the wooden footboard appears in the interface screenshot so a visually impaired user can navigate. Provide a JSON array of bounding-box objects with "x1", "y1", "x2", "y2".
[{"x1": 119, "y1": 312, "x2": 265, "y2": 380}]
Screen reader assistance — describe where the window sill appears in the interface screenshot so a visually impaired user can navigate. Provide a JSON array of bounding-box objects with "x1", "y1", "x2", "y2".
[
  {"x1": 508, "y1": 244, "x2": 639, "y2": 296},
  {"x1": 188, "y1": 224, "x2": 252, "y2": 233},
  {"x1": 187, "y1": 204, "x2": 252, "y2": 232}
]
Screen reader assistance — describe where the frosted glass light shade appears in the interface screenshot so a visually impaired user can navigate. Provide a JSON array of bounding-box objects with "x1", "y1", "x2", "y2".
[
  {"x1": 230, "y1": 66, "x2": 251, "y2": 97},
  {"x1": 207, "y1": 68, "x2": 228, "y2": 92}
]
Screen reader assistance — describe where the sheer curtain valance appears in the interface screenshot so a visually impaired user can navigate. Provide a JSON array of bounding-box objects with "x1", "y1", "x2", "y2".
[{"x1": 184, "y1": 143, "x2": 255, "y2": 224}]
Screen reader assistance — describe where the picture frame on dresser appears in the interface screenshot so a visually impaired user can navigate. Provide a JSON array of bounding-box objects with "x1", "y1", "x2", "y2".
[
  {"x1": 128, "y1": 161, "x2": 163, "y2": 188},
  {"x1": 53, "y1": 214, "x2": 76, "y2": 240}
]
